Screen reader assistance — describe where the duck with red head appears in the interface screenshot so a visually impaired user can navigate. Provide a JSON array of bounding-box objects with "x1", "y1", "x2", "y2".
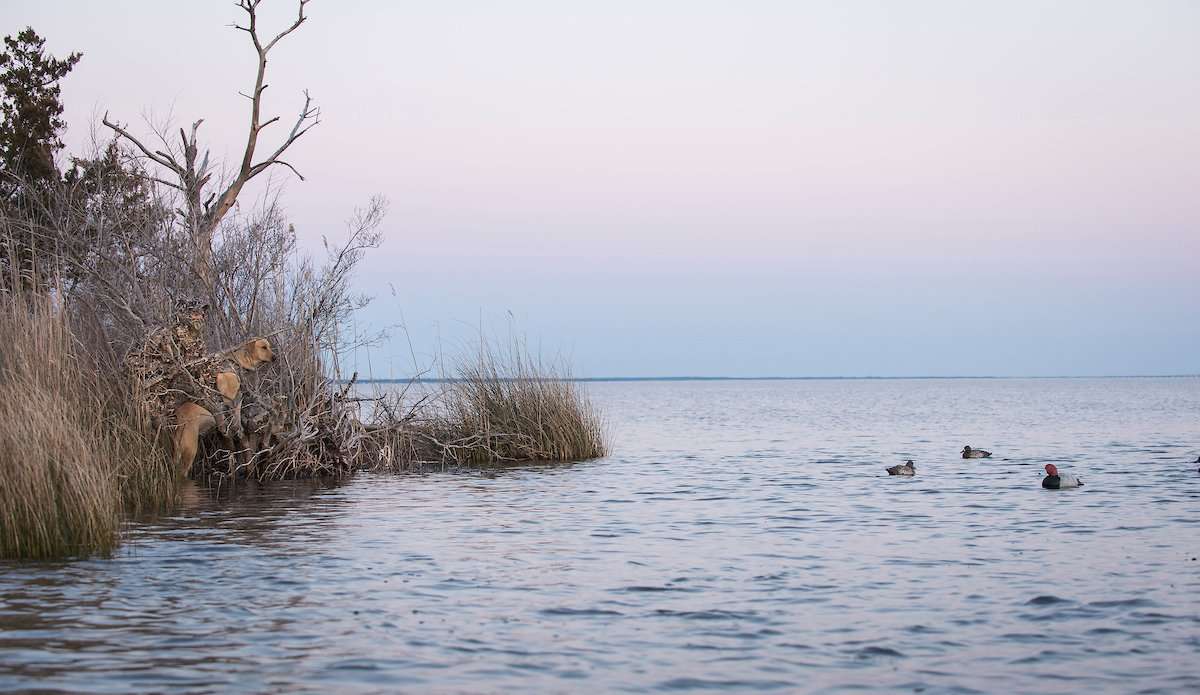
[{"x1": 1042, "y1": 463, "x2": 1083, "y2": 490}]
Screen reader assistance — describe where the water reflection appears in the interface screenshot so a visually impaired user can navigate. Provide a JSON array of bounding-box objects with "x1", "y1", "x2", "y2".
[{"x1": 159, "y1": 476, "x2": 353, "y2": 543}]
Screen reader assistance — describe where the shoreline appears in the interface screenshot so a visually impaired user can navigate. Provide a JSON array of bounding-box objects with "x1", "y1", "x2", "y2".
[{"x1": 356, "y1": 373, "x2": 1200, "y2": 384}]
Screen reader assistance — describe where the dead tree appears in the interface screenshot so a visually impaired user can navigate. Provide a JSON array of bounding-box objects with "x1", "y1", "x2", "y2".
[{"x1": 101, "y1": 0, "x2": 318, "y2": 288}]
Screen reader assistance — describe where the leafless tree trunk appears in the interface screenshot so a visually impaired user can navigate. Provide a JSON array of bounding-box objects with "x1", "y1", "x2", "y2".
[{"x1": 101, "y1": 0, "x2": 318, "y2": 288}]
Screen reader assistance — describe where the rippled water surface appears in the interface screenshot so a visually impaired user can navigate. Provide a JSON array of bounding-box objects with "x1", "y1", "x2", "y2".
[{"x1": 3, "y1": 378, "x2": 1199, "y2": 693}]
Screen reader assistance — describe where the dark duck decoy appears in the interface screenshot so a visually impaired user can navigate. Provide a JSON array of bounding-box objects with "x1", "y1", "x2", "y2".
[
  {"x1": 886, "y1": 460, "x2": 916, "y2": 476},
  {"x1": 1042, "y1": 463, "x2": 1083, "y2": 489},
  {"x1": 961, "y1": 445, "x2": 992, "y2": 459}
]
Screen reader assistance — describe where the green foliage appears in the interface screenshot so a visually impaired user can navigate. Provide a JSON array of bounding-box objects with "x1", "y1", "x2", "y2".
[
  {"x1": 66, "y1": 142, "x2": 154, "y2": 209},
  {"x1": 0, "y1": 27, "x2": 81, "y2": 194}
]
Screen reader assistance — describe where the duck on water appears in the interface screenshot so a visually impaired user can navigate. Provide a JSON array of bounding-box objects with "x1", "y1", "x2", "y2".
[
  {"x1": 1042, "y1": 464, "x2": 1083, "y2": 489},
  {"x1": 962, "y1": 445, "x2": 991, "y2": 459},
  {"x1": 886, "y1": 460, "x2": 916, "y2": 476}
]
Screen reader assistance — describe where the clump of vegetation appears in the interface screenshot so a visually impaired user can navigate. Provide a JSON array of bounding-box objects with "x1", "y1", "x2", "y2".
[
  {"x1": 0, "y1": 292, "x2": 170, "y2": 560},
  {"x1": 0, "y1": 5, "x2": 607, "y2": 560},
  {"x1": 429, "y1": 343, "x2": 607, "y2": 464},
  {"x1": 361, "y1": 343, "x2": 608, "y2": 469},
  {"x1": 0, "y1": 27, "x2": 80, "y2": 199}
]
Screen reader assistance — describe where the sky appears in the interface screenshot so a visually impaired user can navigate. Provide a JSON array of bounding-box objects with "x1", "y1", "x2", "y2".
[{"x1": 8, "y1": 0, "x2": 1200, "y2": 377}]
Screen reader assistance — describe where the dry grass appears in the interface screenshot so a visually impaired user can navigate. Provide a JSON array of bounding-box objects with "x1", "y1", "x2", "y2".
[
  {"x1": 0, "y1": 292, "x2": 172, "y2": 560},
  {"x1": 404, "y1": 341, "x2": 608, "y2": 466}
]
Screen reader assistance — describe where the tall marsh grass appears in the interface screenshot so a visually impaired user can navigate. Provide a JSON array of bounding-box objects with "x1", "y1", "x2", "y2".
[
  {"x1": 416, "y1": 342, "x2": 608, "y2": 465},
  {"x1": 0, "y1": 294, "x2": 171, "y2": 560}
]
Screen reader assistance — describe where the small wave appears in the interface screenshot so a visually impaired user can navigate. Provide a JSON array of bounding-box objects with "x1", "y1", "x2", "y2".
[
  {"x1": 652, "y1": 609, "x2": 763, "y2": 622},
  {"x1": 1086, "y1": 627, "x2": 1128, "y2": 635},
  {"x1": 327, "y1": 659, "x2": 384, "y2": 671},
  {"x1": 1000, "y1": 632, "x2": 1055, "y2": 642},
  {"x1": 855, "y1": 645, "x2": 905, "y2": 658},
  {"x1": 655, "y1": 677, "x2": 794, "y2": 691},
  {"x1": 905, "y1": 624, "x2": 942, "y2": 634},
  {"x1": 1089, "y1": 598, "x2": 1157, "y2": 608},
  {"x1": 681, "y1": 642, "x2": 756, "y2": 652},
  {"x1": 1027, "y1": 595, "x2": 1072, "y2": 605},
  {"x1": 619, "y1": 585, "x2": 696, "y2": 593},
  {"x1": 539, "y1": 607, "x2": 622, "y2": 617},
  {"x1": 1124, "y1": 612, "x2": 1180, "y2": 625}
]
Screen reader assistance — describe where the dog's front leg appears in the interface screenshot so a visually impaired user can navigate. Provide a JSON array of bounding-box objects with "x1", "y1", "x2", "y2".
[
  {"x1": 228, "y1": 394, "x2": 254, "y2": 476},
  {"x1": 245, "y1": 432, "x2": 261, "y2": 479},
  {"x1": 202, "y1": 397, "x2": 238, "y2": 480},
  {"x1": 209, "y1": 400, "x2": 228, "y2": 439}
]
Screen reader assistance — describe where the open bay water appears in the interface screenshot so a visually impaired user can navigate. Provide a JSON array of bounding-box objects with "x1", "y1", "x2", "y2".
[{"x1": 2, "y1": 377, "x2": 1198, "y2": 693}]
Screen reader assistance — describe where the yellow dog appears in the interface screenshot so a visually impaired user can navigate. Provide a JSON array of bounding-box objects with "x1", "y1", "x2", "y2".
[{"x1": 173, "y1": 338, "x2": 277, "y2": 474}]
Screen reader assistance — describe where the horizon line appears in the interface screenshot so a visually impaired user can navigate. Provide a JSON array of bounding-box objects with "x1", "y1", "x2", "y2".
[{"x1": 352, "y1": 374, "x2": 1200, "y2": 384}]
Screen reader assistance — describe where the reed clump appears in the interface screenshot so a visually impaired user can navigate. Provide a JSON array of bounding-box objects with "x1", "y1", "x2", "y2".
[
  {"x1": 382, "y1": 343, "x2": 608, "y2": 466},
  {"x1": 0, "y1": 293, "x2": 171, "y2": 560}
]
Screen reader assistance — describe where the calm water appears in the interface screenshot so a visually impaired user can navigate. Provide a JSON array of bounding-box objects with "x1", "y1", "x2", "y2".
[{"x1": 2, "y1": 378, "x2": 1199, "y2": 693}]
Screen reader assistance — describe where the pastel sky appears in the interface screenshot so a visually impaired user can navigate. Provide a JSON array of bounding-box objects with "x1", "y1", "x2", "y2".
[{"x1": 10, "y1": 0, "x2": 1200, "y2": 377}]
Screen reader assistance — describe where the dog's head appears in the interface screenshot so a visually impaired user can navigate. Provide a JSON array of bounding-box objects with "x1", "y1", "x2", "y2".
[{"x1": 235, "y1": 337, "x2": 277, "y2": 370}]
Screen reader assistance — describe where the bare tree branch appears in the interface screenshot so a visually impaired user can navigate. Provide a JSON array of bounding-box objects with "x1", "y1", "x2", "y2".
[
  {"x1": 205, "y1": 1, "x2": 317, "y2": 264},
  {"x1": 100, "y1": 112, "x2": 181, "y2": 174},
  {"x1": 263, "y1": 0, "x2": 309, "y2": 53},
  {"x1": 138, "y1": 174, "x2": 185, "y2": 192},
  {"x1": 100, "y1": 0, "x2": 317, "y2": 288},
  {"x1": 253, "y1": 159, "x2": 306, "y2": 181}
]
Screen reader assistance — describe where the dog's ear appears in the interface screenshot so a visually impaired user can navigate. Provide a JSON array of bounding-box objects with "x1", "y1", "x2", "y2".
[{"x1": 233, "y1": 341, "x2": 258, "y2": 370}]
